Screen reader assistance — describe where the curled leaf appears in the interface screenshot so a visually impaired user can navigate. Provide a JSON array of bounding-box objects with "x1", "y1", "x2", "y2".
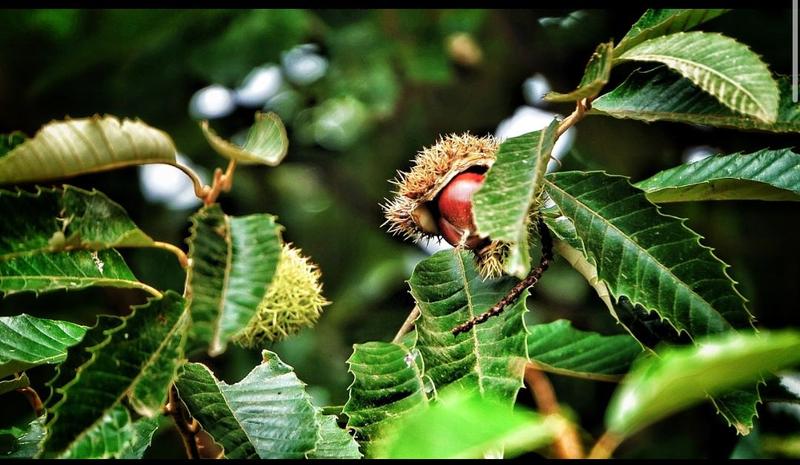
[{"x1": 200, "y1": 112, "x2": 288, "y2": 166}]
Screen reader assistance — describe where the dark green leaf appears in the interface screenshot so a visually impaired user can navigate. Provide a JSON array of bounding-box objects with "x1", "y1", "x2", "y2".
[
  {"x1": 544, "y1": 171, "x2": 752, "y2": 336},
  {"x1": 343, "y1": 341, "x2": 430, "y2": 446},
  {"x1": 0, "y1": 249, "x2": 158, "y2": 298},
  {"x1": 472, "y1": 120, "x2": 559, "y2": 277},
  {"x1": 0, "y1": 186, "x2": 153, "y2": 261},
  {"x1": 0, "y1": 416, "x2": 44, "y2": 458},
  {"x1": 593, "y1": 69, "x2": 800, "y2": 133},
  {"x1": 545, "y1": 42, "x2": 613, "y2": 102},
  {"x1": 636, "y1": 149, "x2": 800, "y2": 203},
  {"x1": 527, "y1": 319, "x2": 643, "y2": 381},
  {"x1": 41, "y1": 291, "x2": 188, "y2": 458},
  {"x1": 185, "y1": 204, "x2": 283, "y2": 355},
  {"x1": 617, "y1": 32, "x2": 780, "y2": 123},
  {"x1": 0, "y1": 131, "x2": 27, "y2": 157},
  {"x1": 201, "y1": 112, "x2": 288, "y2": 166},
  {"x1": 174, "y1": 351, "x2": 319, "y2": 459},
  {"x1": 0, "y1": 115, "x2": 177, "y2": 185},
  {"x1": 614, "y1": 9, "x2": 729, "y2": 55},
  {"x1": 0, "y1": 314, "x2": 87, "y2": 379},
  {"x1": 408, "y1": 250, "x2": 529, "y2": 406},
  {"x1": 607, "y1": 330, "x2": 800, "y2": 439}
]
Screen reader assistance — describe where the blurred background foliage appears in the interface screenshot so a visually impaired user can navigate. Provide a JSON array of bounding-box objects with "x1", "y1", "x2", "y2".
[{"x1": 0, "y1": 8, "x2": 797, "y2": 459}]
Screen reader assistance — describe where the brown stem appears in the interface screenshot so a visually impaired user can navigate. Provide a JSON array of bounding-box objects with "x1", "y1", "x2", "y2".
[
  {"x1": 203, "y1": 160, "x2": 238, "y2": 206},
  {"x1": 587, "y1": 431, "x2": 623, "y2": 459},
  {"x1": 452, "y1": 216, "x2": 553, "y2": 336},
  {"x1": 16, "y1": 386, "x2": 44, "y2": 417},
  {"x1": 165, "y1": 384, "x2": 200, "y2": 459},
  {"x1": 556, "y1": 97, "x2": 592, "y2": 138},
  {"x1": 525, "y1": 366, "x2": 584, "y2": 459},
  {"x1": 392, "y1": 305, "x2": 420, "y2": 343},
  {"x1": 151, "y1": 241, "x2": 189, "y2": 269}
]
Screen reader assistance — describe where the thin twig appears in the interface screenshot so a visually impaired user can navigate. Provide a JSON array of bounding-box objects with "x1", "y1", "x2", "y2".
[
  {"x1": 16, "y1": 386, "x2": 44, "y2": 417},
  {"x1": 452, "y1": 216, "x2": 553, "y2": 336},
  {"x1": 165, "y1": 384, "x2": 200, "y2": 459},
  {"x1": 151, "y1": 241, "x2": 189, "y2": 269},
  {"x1": 203, "y1": 160, "x2": 238, "y2": 206},
  {"x1": 556, "y1": 97, "x2": 592, "y2": 138},
  {"x1": 392, "y1": 305, "x2": 420, "y2": 343},
  {"x1": 587, "y1": 431, "x2": 622, "y2": 459},
  {"x1": 525, "y1": 365, "x2": 584, "y2": 459}
]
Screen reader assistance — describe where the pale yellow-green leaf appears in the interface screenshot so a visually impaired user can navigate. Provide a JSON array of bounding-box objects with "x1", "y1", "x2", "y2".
[{"x1": 200, "y1": 112, "x2": 288, "y2": 166}]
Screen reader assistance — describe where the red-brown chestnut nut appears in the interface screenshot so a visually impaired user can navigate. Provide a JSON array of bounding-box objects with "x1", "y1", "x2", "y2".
[{"x1": 436, "y1": 172, "x2": 486, "y2": 248}]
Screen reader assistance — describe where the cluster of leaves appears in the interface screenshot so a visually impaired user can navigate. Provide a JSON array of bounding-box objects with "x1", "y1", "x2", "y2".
[{"x1": 0, "y1": 8, "x2": 799, "y2": 460}]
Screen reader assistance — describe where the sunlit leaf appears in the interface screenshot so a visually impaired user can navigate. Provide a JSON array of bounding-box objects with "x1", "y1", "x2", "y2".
[
  {"x1": 374, "y1": 388, "x2": 564, "y2": 459},
  {"x1": 200, "y1": 112, "x2": 288, "y2": 166},
  {"x1": 593, "y1": 69, "x2": 800, "y2": 133},
  {"x1": 607, "y1": 330, "x2": 800, "y2": 439},
  {"x1": 617, "y1": 32, "x2": 779, "y2": 123},
  {"x1": 0, "y1": 115, "x2": 177, "y2": 185}
]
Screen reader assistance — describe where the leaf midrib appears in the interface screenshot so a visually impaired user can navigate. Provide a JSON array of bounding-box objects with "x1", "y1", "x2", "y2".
[
  {"x1": 453, "y1": 252, "x2": 486, "y2": 395},
  {"x1": 210, "y1": 214, "x2": 234, "y2": 353}
]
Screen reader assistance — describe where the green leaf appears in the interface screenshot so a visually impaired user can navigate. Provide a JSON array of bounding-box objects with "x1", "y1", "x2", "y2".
[
  {"x1": 0, "y1": 372, "x2": 30, "y2": 396},
  {"x1": 0, "y1": 416, "x2": 45, "y2": 458},
  {"x1": 592, "y1": 69, "x2": 800, "y2": 133},
  {"x1": 0, "y1": 115, "x2": 177, "y2": 185},
  {"x1": 472, "y1": 119, "x2": 559, "y2": 278},
  {"x1": 0, "y1": 131, "x2": 27, "y2": 157},
  {"x1": 544, "y1": 171, "x2": 752, "y2": 337},
  {"x1": 119, "y1": 415, "x2": 160, "y2": 459},
  {"x1": 545, "y1": 207, "x2": 761, "y2": 434},
  {"x1": 0, "y1": 314, "x2": 87, "y2": 379},
  {"x1": 0, "y1": 249, "x2": 158, "y2": 298},
  {"x1": 343, "y1": 341, "x2": 430, "y2": 447},
  {"x1": 607, "y1": 330, "x2": 800, "y2": 439},
  {"x1": 635, "y1": 149, "x2": 800, "y2": 203},
  {"x1": 374, "y1": 388, "x2": 564, "y2": 459},
  {"x1": 0, "y1": 186, "x2": 153, "y2": 261},
  {"x1": 41, "y1": 291, "x2": 188, "y2": 458},
  {"x1": 200, "y1": 112, "x2": 288, "y2": 166},
  {"x1": 307, "y1": 412, "x2": 362, "y2": 459},
  {"x1": 174, "y1": 351, "x2": 319, "y2": 459},
  {"x1": 617, "y1": 32, "x2": 780, "y2": 123},
  {"x1": 614, "y1": 9, "x2": 729, "y2": 56},
  {"x1": 545, "y1": 42, "x2": 614, "y2": 102},
  {"x1": 408, "y1": 250, "x2": 529, "y2": 405},
  {"x1": 527, "y1": 319, "x2": 643, "y2": 382},
  {"x1": 185, "y1": 204, "x2": 283, "y2": 355}
]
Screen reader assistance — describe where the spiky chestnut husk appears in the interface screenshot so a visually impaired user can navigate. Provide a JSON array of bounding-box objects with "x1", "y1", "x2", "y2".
[
  {"x1": 382, "y1": 133, "x2": 510, "y2": 278},
  {"x1": 233, "y1": 243, "x2": 330, "y2": 348}
]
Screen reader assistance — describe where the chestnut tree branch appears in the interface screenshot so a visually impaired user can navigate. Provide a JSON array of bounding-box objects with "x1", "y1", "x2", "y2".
[
  {"x1": 588, "y1": 431, "x2": 623, "y2": 459},
  {"x1": 452, "y1": 216, "x2": 553, "y2": 336},
  {"x1": 16, "y1": 385, "x2": 44, "y2": 417},
  {"x1": 165, "y1": 384, "x2": 200, "y2": 459},
  {"x1": 525, "y1": 365, "x2": 585, "y2": 459}
]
